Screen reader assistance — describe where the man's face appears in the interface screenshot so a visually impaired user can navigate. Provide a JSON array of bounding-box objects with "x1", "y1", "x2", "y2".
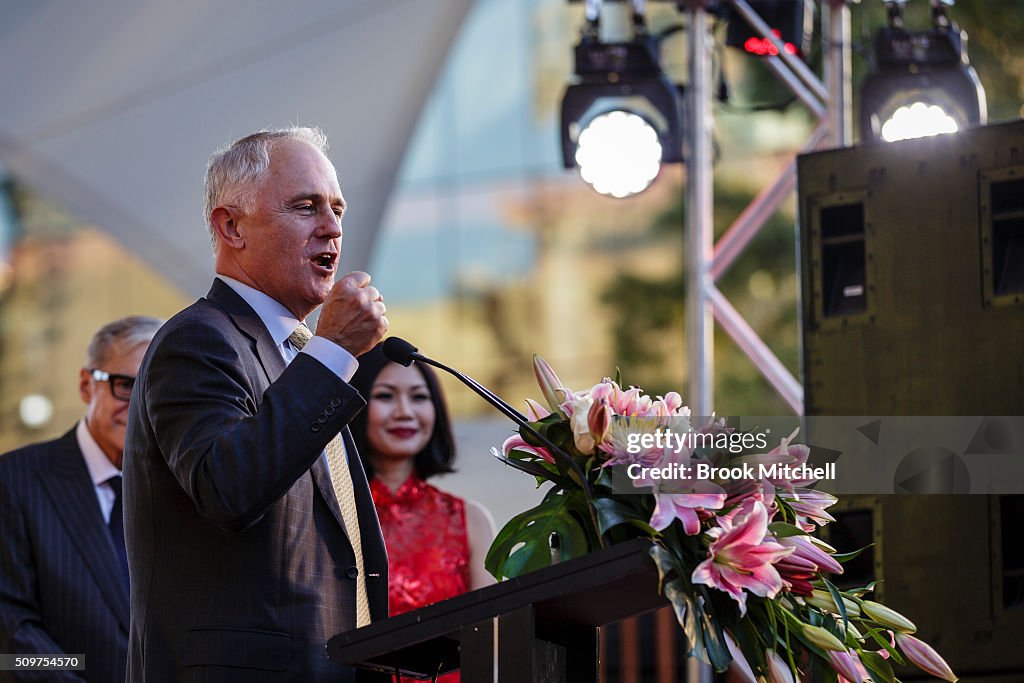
[
  {"x1": 79, "y1": 341, "x2": 150, "y2": 470},
  {"x1": 235, "y1": 139, "x2": 346, "y2": 320}
]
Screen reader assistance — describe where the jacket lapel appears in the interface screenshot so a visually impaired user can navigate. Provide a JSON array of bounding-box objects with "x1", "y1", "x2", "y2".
[
  {"x1": 40, "y1": 430, "x2": 130, "y2": 631},
  {"x1": 205, "y1": 278, "x2": 286, "y2": 383}
]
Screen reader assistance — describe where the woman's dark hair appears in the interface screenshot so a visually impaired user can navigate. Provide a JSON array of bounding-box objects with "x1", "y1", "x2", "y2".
[{"x1": 348, "y1": 342, "x2": 457, "y2": 480}]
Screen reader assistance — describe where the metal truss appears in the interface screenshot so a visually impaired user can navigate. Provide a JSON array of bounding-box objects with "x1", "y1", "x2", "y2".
[{"x1": 685, "y1": 0, "x2": 853, "y2": 415}]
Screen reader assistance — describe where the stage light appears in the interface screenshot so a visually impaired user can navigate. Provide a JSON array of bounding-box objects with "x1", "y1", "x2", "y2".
[
  {"x1": 575, "y1": 110, "x2": 663, "y2": 198},
  {"x1": 560, "y1": 28, "x2": 684, "y2": 198},
  {"x1": 879, "y1": 101, "x2": 958, "y2": 142},
  {"x1": 859, "y1": 7, "x2": 986, "y2": 143}
]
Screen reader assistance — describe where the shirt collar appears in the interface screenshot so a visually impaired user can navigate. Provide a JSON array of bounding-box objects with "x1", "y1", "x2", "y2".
[
  {"x1": 216, "y1": 275, "x2": 304, "y2": 347},
  {"x1": 76, "y1": 419, "x2": 120, "y2": 486}
]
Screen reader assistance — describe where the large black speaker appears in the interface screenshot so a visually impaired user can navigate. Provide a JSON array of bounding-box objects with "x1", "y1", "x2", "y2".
[
  {"x1": 797, "y1": 121, "x2": 1024, "y2": 680},
  {"x1": 798, "y1": 119, "x2": 1024, "y2": 416}
]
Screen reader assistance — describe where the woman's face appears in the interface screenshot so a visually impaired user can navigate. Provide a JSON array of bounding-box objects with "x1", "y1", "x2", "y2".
[{"x1": 365, "y1": 362, "x2": 436, "y2": 462}]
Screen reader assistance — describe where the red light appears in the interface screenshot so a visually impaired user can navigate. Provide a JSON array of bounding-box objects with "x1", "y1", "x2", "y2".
[{"x1": 743, "y1": 29, "x2": 798, "y2": 57}]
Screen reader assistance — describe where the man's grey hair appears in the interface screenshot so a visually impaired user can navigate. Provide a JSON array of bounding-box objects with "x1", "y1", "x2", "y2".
[
  {"x1": 86, "y1": 316, "x2": 164, "y2": 369},
  {"x1": 203, "y1": 127, "x2": 330, "y2": 251}
]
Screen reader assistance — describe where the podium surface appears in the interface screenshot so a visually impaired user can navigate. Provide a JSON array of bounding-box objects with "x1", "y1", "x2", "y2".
[{"x1": 327, "y1": 538, "x2": 666, "y2": 681}]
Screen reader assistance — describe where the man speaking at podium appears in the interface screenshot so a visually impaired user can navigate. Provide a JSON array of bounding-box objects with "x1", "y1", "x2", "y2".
[{"x1": 124, "y1": 128, "x2": 389, "y2": 682}]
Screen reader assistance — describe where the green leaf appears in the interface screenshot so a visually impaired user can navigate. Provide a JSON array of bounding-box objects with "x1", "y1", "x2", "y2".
[
  {"x1": 627, "y1": 519, "x2": 660, "y2": 537},
  {"x1": 863, "y1": 628, "x2": 905, "y2": 665},
  {"x1": 491, "y1": 447, "x2": 568, "y2": 485},
  {"x1": 649, "y1": 545, "x2": 682, "y2": 589},
  {"x1": 593, "y1": 496, "x2": 646, "y2": 536},
  {"x1": 664, "y1": 579, "x2": 701, "y2": 657},
  {"x1": 484, "y1": 491, "x2": 590, "y2": 579},
  {"x1": 860, "y1": 650, "x2": 896, "y2": 683},
  {"x1": 831, "y1": 544, "x2": 874, "y2": 563},
  {"x1": 822, "y1": 577, "x2": 849, "y2": 634},
  {"x1": 767, "y1": 521, "x2": 808, "y2": 538},
  {"x1": 696, "y1": 587, "x2": 734, "y2": 672},
  {"x1": 845, "y1": 580, "x2": 879, "y2": 597}
]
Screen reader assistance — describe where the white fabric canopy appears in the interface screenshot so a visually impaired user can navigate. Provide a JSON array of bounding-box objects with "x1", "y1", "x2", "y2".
[{"x1": 0, "y1": 0, "x2": 473, "y2": 295}]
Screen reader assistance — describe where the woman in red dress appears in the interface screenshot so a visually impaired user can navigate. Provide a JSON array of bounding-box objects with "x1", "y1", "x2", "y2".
[{"x1": 349, "y1": 344, "x2": 496, "y2": 663}]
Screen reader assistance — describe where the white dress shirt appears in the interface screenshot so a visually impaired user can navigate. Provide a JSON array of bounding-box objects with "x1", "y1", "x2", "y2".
[{"x1": 76, "y1": 419, "x2": 121, "y2": 524}]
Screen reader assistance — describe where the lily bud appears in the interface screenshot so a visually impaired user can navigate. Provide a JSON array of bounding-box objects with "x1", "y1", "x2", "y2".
[
  {"x1": 765, "y1": 649, "x2": 795, "y2": 683},
  {"x1": 862, "y1": 601, "x2": 916, "y2": 633},
  {"x1": 839, "y1": 620, "x2": 863, "y2": 642},
  {"x1": 524, "y1": 398, "x2": 551, "y2": 422},
  {"x1": 802, "y1": 624, "x2": 846, "y2": 652},
  {"x1": 587, "y1": 398, "x2": 612, "y2": 445},
  {"x1": 533, "y1": 355, "x2": 566, "y2": 415},
  {"x1": 826, "y1": 649, "x2": 862, "y2": 683},
  {"x1": 724, "y1": 632, "x2": 757, "y2": 683},
  {"x1": 895, "y1": 633, "x2": 957, "y2": 682},
  {"x1": 806, "y1": 589, "x2": 861, "y2": 617}
]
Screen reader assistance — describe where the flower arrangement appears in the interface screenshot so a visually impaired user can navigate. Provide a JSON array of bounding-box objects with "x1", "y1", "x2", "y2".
[{"x1": 485, "y1": 357, "x2": 957, "y2": 683}]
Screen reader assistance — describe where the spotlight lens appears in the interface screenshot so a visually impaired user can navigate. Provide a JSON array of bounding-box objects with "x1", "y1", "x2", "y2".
[
  {"x1": 880, "y1": 101, "x2": 959, "y2": 142},
  {"x1": 574, "y1": 111, "x2": 662, "y2": 198}
]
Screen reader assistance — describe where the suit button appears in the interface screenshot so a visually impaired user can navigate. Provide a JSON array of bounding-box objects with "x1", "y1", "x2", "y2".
[
  {"x1": 316, "y1": 414, "x2": 328, "y2": 424},
  {"x1": 311, "y1": 423, "x2": 321, "y2": 433},
  {"x1": 345, "y1": 566, "x2": 359, "y2": 580},
  {"x1": 330, "y1": 397, "x2": 342, "y2": 407},
  {"x1": 324, "y1": 405, "x2": 335, "y2": 416}
]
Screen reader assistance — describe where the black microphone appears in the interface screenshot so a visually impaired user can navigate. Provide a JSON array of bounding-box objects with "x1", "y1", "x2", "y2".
[
  {"x1": 380, "y1": 337, "x2": 591, "y2": 491},
  {"x1": 382, "y1": 337, "x2": 530, "y2": 425},
  {"x1": 380, "y1": 336, "x2": 418, "y2": 367}
]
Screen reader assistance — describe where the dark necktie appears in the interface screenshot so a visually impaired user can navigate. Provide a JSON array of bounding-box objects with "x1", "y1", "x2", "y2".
[{"x1": 106, "y1": 475, "x2": 129, "y2": 586}]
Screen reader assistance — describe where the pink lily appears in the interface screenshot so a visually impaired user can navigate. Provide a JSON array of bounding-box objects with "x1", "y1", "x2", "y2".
[
  {"x1": 501, "y1": 434, "x2": 555, "y2": 464},
  {"x1": 777, "y1": 535, "x2": 843, "y2": 575},
  {"x1": 565, "y1": 394, "x2": 597, "y2": 454},
  {"x1": 660, "y1": 391, "x2": 684, "y2": 414},
  {"x1": 691, "y1": 502, "x2": 793, "y2": 614},
  {"x1": 780, "y1": 488, "x2": 837, "y2": 529},
  {"x1": 597, "y1": 415, "x2": 666, "y2": 466},
  {"x1": 895, "y1": 633, "x2": 958, "y2": 682},
  {"x1": 650, "y1": 487, "x2": 727, "y2": 535},
  {"x1": 774, "y1": 551, "x2": 817, "y2": 596}
]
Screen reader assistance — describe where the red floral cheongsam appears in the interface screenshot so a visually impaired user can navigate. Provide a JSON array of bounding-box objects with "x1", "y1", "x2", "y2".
[{"x1": 370, "y1": 474, "x2": 471, "y2": 682}]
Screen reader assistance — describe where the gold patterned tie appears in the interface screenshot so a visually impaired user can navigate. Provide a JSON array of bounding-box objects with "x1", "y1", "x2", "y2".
[{"x1": 287, "y1": 323, "x2": 372, "y2": 627}]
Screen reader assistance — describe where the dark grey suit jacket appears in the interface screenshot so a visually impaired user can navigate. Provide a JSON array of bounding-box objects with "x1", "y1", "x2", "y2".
[
  {"x1": 0, "y1": 429, "x2": 130, "y2": 683},
  {"x1": 123, "y1": 280, "x2": 388, "y2": 683}
]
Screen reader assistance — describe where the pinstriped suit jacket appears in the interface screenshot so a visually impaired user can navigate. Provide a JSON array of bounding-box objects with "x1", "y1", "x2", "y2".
[
  {"x1": 0, "y1": 429, "x2": 130, "y2": 683},
  {"x1": 123, "y1": 280, "x2": 388, "y2": 683}
]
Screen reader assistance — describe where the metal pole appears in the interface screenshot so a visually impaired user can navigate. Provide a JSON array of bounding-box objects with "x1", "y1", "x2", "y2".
[
  {"x1": 685, "y1": 4, "x2": 714, "y2": 423},
  {"x1": 824, "y1": 0, "x2": 853, "y2": 146}
]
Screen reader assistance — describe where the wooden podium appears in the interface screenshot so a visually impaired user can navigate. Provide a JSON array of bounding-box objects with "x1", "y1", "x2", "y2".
[{"x1": 327, "y1": 539, "x2": 667, "y2": 682}]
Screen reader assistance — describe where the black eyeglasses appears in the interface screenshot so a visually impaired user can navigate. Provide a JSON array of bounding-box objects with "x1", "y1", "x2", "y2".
[{"x1": 90, "y1": 369, "x2": 136, "y2": 401}]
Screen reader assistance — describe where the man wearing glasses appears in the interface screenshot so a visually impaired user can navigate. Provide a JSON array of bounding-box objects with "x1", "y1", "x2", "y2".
[{"x1": 0, "y1": 315, "x2": 162, "y2": 683}]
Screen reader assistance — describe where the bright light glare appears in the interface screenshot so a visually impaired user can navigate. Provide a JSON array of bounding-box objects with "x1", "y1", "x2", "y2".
[
  {"x1": 880, "y1": 101, "x2": 959, "y2": 142},
  {"x1": 19, "y1": 394, "x2": 53, "y2": 428},
  {"x1": 575, "y1": 111, "x2": 662, "y2": 198}
]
